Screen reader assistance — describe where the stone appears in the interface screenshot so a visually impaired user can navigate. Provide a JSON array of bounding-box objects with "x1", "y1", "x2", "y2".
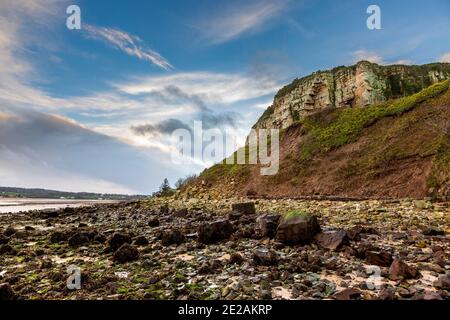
[
  {"x1": 259, "y1": 289, "x2": 272, "y2": 300},
  {"x1": 198, "y1": 219, "x2": 234, "y2": 244},
  {"x1": 133, "y1": 236, "x2": 149, "y2": 246},
  {"x1": 422, "y1": 228, "x2": 444, "y2": 236},
  {"x1": 0, "y1": 235, "x2": 9, "y2": 245},
  {"x1": 256, "y1": 214, "x2": 281, "y2": 238},
  {"x1": 253, "y1": 248, "x2": 278, "y2": 266},
  {"x1": 275, "y1": 212, "x2": 321, "y2": 245},
  {"x1": 0, "y1": 245, "x2": 17, "y2": 256},
  {"x1": 50, "y1": 231, "x2": 68, "y2": 243},
  {"x1": 3, "y1": 226, "x2": 17, "y2": 237},
  {"x1": 107, "y1": 233, "x2": 132, "y2": 251},
  {"x1": 231, "y1": 202, "x2": 256, "y2": 215},
  {"x1": 0, "y1": 283, "x2": 16, "y2": 301},
  {"x1": 40, "y1": 259, "x2": 53, "y2": 269},
  {"x1": 389, "y1": 259, "x2": 419, "y2": 281},
  {"x1": 229, "y1": 253, "x2": 244, "y2": 265},
  {"x1": 423, "y1": 292, "x2": 443, "y2": 300},
  {"x1": 378, "y1": 288, "x2": 396, "y2": 300},
  {"x1": 365, "y1": 251, "x2": 393, "y2": 267},
  {"x1": 148, "y1": 217, "x2": 160, "y2": 227},
  {"x1": 68, "y1": 232, "x2": 90, "y2": 247},
  {"x1": 161, "y1": 229, "x2": 185, "y2": 246},
  {"x1": 413, "y1": 200, "x2": 429, "y2": 209},
  {"x1": 333, "y1": 288, "x2": 361, "y2": 300},
  {"x1": 113, "y1": 244, "x2": 139, "y2": 263},
  {"x1": 173, "y1": 208, "x2": 188, "y2": 217},
  {"x1": 433, "y1": 275, "x2": 450, "y2": 290},
  {"x1": 228, "y1": 212, "x2": 243, "y2": 221},
  {"x1": 314, "y1": 230, "x2": 347, "y2": 250},
  {"x1": 159, "y1": 204, "x2": 170, "y2": 215}
]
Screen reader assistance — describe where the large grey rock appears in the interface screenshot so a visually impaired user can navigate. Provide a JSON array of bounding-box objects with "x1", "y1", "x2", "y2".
[
  {"x1": 275, "y1": 212, "x2": 321, "y2": 245},
  {"x1": 256, "y1": 214, "x2": 281, "y2": 238}
]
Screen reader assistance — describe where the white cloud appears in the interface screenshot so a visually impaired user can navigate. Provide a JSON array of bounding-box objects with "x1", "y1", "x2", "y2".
[
  {"x1": 115, "y1": 72, "x2": 279, "y2": 105},
  {"x1": 197, "y1": 0, "x2": 288, "y2": 44},
  {"x1": 353, "y1": 50, "x2": 414, "y2": 66},
  {"x1": 84, "y1": 24, "x2": 173, "y2": 70},
  {"x1": 440, "y1": 53, "x2": 450, "y2": 63},
  {"x1": 353, "y1": 50, "x2": 385, "y2": 64}
]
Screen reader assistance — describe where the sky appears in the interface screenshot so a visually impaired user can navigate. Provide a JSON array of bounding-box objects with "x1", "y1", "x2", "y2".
[{"x1": 0, "y1": 0, "x2": 449, "y2": 194}]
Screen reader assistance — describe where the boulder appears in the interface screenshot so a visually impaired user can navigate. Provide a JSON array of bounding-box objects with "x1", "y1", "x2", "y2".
[
  {"x1": 159, "y1": 204, "x2": 170, "y2": 215},
  {"x1": 256, "y1": 214, "x2": 281, "y2": 238},
  {"x1": 433, "y1": 275, "x2": 450, "y2": 290},
  {"x1": 422, "y1": 228, "x2": 444, "y2": 236},
  {"x1": 0, "y1": 244, "x2": 17, "y2": 256},
  {"x1": 0, "y1": 283, "x2": 16, "y2": 301},
  {"x1": 389, "y1": 259, "x2": 419, "y2": 281},
  {"x1": 3, "y1": 226, "x2": 17, "y2": 237},
  {"x1": 0, "y1": 235, "x2": 9, "y2": 245},
  {"x1": 231, "y1": 202, "x2": 256, "y2": 215},
  {"x1": 113, "y1": 244, "x2": 139, "y2": 263},
  {"x1": 50, "y1": 231, "x2": 68, "y2": 243},
  {"x1": 253, "y1": 248, "x2": 278, "y2": 266},
  {"x1": 107, "y1": 233, "x2": 132, "y2": 251},
  {"x1": 161, "y1": 229, "x2": 185, "y2": 246},
  {"x1": 314, "y1": 230, "x2": 347, "y2": 250},
  {"x1": 68, "y1": 232, "x2": 90, "y2": 247},
  {"x1": 133, "y1": 236, "x2": 149, "y2": 246},
  {"x1": 229, "y1": 253, "x2": 244, "y2": 265},
  {"x1": 275, "y1": 212, "x2": 321, "y2": 245},
  {"x1": 148, "y1": 217, "x2": 160, "y2": 227},
  {"x1": 173, "y1": 208, "x2": 188, "y2": 217},
  {"x1": 365, "y1": 251, "x2": 393, "y2": 267},
  {"x1": 333, "y1": 288, "x2": 361, "y2": 300},
  {"x1": 198, "y1": 219, "x2": 234, "y2": 244}
]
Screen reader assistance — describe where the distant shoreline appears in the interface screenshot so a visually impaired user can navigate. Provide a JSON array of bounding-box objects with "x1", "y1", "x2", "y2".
[{"x1": 0, "y1": 198, "x2": 120, "y2": 214}]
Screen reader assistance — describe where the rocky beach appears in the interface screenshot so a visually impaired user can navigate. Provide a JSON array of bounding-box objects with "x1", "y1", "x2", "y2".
[{"x1": 0, "y1": 197, "x2": 448, "y2": 300}]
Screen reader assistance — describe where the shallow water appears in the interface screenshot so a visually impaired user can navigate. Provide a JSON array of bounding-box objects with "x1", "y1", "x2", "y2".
[{"x1": 0, "y1": 198, "x2": 118, "y2": 213}]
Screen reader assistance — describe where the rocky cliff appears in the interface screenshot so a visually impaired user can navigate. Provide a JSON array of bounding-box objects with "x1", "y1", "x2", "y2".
[
  {"x1": 187, "y1": 61, "x2": 450, "y2": 200},
  {"x1": 254, "y1": 61, "x2": 450, "y2": 129}
]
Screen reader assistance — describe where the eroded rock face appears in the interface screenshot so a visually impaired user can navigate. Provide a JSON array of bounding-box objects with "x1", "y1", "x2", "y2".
[
  {"x1": 276, "y1": 213, "x2": 321, "y2": 245},
  {"x1": 254, "y1": 61, "x2": 450, "y2": 129},
  {"x1": 198, "y1": 220, "x2": 234, "y2": 244}
]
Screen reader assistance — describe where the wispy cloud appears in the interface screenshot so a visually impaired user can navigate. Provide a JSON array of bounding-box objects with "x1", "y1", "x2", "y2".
[
  {"x1": 440, "y1": 53, "x2": 450, "y2": 63},
  {"x1": 198, "y1": 0, "x2": 288, "y2": 44},
  {"x1": 84, "y1": 24, "x2": 173, "y2": 70}
]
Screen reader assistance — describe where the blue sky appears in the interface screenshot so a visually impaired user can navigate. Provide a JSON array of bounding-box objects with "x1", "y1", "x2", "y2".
[{"x1": 0, "y1": 0, "x2": 449, "y2": 194}]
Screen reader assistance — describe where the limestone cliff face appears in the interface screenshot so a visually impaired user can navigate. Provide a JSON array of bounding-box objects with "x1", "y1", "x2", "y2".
[{"x1": 254, "y1": 61, "x2": 450, "y2": 129}]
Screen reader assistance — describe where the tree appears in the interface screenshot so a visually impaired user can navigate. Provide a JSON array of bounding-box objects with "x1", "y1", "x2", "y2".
[
  {"x1": 153, "y1": 178, "x2": 175, "y2": 197},
  {"x1": 160, "y1": 178, "x2": 171, "y2": 193}
]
